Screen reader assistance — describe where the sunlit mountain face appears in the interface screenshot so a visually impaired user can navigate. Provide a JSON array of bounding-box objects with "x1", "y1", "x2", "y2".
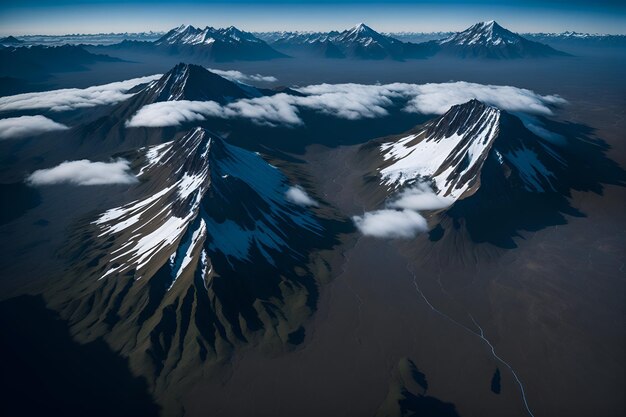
[{"x1": 0, "y1": 3, "x2": 625, "y2": 417}]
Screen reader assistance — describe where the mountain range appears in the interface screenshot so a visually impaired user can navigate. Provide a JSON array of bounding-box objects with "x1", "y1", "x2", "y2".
[
  {"x1": 0, "y1": 54, "x2": 623, "y2": 416},
  {"x1": 0, "y1": 20, "x2": 577, "y2": 77},
  {"x1": 269, "y1": 23, "x2": 435, "y2": 60},
  {"x1": 0, "y1": 36, "x2": 23, "y2": 45},
  {"x1": 260, "y1": 20, "x2": 568, "y2": 59},
  {"x1": 93, "y1": 24, "x2": 286, "y2": 62},
  {"x1": 0, "y1": 44, "x2": 121, "y2": 80}
]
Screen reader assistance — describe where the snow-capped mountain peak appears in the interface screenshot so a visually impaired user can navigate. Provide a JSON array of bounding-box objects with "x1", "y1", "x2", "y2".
[
  {"x1": 336, "y1": 22, "x2": 393, "y2": 44},
  {"x1": 156, "y1": 24, "x2": 262, "y2": 46},
  {"x1": 373, "y1": 98, "x2": 568, "y2": 206},
  {"x1": 436, "y1": 20, "x2": 568, "y2": 58},
  {"x1": 380, "y1": 99, "x2": 501, "y2": 200},
  {"x1": 141, "y1": 62, "x2": 260, "y2": 103},
  {"x1": 156, "y1": 24, "x2": 215, "y2": 45},
  {"x1": 441, "y1": 20, "x2": 521, "y2": 47},
  {"x1": 152, "y1": 25, "x2": 285, "y2": 60},
  {"x1": 218, "y1": 26, "x2": 261, "y2": 43},
  {"x1": 94, "y1": 127, "x2": 322, "y2": 282},
  {"x1": 351, "y1": 23, "x2": 374, "y2": 35}
]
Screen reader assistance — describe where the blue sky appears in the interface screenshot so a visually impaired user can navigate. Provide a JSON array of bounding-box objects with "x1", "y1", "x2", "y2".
[{"x1": 1, "y1": 1, "x2": 624, "y2": 35}]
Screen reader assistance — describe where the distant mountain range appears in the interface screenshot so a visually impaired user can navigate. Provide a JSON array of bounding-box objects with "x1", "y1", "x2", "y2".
[
  {"x1": 3, "y1": 32, "x2": 164, "y2": 46},
  {"x1": 0, "y1": 36, "x2": 23, "y2": 45},
  {"x1": 380, "y1": 30, "x2": 626, "y2": 46},
  {"x1": 5, "y1": 20, "x2": 624, "y2": 68},
  {"x1": 0, "y1": 44, "x2": 121, "y2": 80},
  {"x1": 93, "y1": 24, "x2": 286, "y2": 62},
  {"x1": 5, "y1": 27, "x2": 625, "y2": 49},
  {"x1": 524, "y1": 31, "x2": 626, "y2": 47},
  {"x1": 266, "y1": 23, "x2": 436, "y2": 59},
  {"x1": 259, "y1": 21, "x2": 569, "y2": 59}
]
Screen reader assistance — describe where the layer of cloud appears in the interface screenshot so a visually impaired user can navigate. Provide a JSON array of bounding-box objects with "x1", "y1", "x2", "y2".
[
  {"x1": 27, "y1": 159, "x2": 138, "y2": 186},
  {"x1": 227, "y1": 95, "x2": 302, "y2": 125},
  {"x1": 352, "y1": 209, "x2": 428, "y2": 238},
  {"x1": 126, "y1": 100, "x2": 224, "y2": 127},
  {"x1": 126, "y1": 81, "x2": 566, "y2": 128},
  {"x1": 403, "y1": 82, "x2": 567, "y2": 116},
  {"x1": 388, "y1": 183, "x2": 454, "y2": 211},
  {"x1": 126, "y1": 95, "x2": 302, "y2": 127},
  {"x1": 285, "y1": 186, "x2": 318, "y2": 207},
  {"x1": 0, "y1": 75, "x2": 161, "y2": 113},
  {"x1": 208, "y1": 68, "x2": 277, "y2": 83},
  {"x1": 301, "y1": 81, "x2": 566, "y2": 117},
  {"x1": 0, "y1": 115, "x2": 68, "y2": 140}
]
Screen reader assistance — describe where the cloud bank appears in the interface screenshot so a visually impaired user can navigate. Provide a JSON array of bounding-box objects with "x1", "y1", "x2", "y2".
[
  {"x1": 27, "y1": 159, "x2": 138, "y2": 186},
  {"x1": 126, "y1": 95, "x2": 302, "y2": 127},
  {"x1": 285, "y1": 186, "x2": 318, "y2": 207},
  {"x1": 126, "y1": 100, "x2": 225, "y2": 127},
  {"x1": 0, "y1": 115, "x2": 69, "y2": 140},
  {"x1": 0, "y1": 75, "x2": 161, "y2": 113},
  {"x1": 352, "y1": 209, "x2": 428, "y2": 238},
  {"x1": 208, "y1": 68, "x2": 278, "y2": 83},
  {"x1": 126, "y1": 81, "x2": 566, "y2": 128},
  {"x1": 403, "y1": 82, "x2": 567, "y2": 116}
]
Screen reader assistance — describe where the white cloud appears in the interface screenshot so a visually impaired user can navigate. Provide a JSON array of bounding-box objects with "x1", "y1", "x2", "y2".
[
  {"x1": 354, "y1": 183, "x2": 448, "y2": 239},
  {"x1": 208, "y1": 68, "x2": 278, "y2": 83},
  {"x1": 126, "y1": 94, "x2": 302, "y2": 127},
  {"x1": 0, "y1": 75, "x2": 161, "y2": 113},
  {"x1": 0, "y1": 115, "x2": 69, "y2": 140},
  {"x1": 285, "y1": 186, "x2": 318, "y2": 207},
  {"x1": 27, "y1": 159, "x2": 138, "y2": 186},
  {"x1": 225, "y1": 94, "x2": 302, "y2": 126},
  {"x1": 352, "y1": 209, "x2": 428, "y2": 238},
  {"x1": 126, "y1": 100, "x2": 225, "y2": 128},
  {"x1": 125, "y1": 80, "x2": 566, "y2": 129},
  {"x1": 298, "y1": 81, "x2": 565, "y2": 117},
  {"x1": 403, "y1": 81, "x2": 567, "y2": 116},
  {"x1": 388, "y1": 183, "x2": 454, "y2": 211}
]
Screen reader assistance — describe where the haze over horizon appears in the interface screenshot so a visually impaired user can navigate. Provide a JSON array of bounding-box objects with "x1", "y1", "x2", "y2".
[{"x1": 1, "y1": 0, "x2": 625, "y2": 36}]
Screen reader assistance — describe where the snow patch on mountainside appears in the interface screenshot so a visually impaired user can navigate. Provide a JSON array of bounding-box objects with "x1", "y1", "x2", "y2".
[
  {"x1": 93, "y1": 128, "x2": 322, "y2": 280},
  {"x1": 380, "y1": 104, "x2": 500, "y2": 200}
]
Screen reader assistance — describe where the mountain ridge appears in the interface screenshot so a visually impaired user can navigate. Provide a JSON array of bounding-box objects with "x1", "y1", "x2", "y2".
[
  {"x1": 47, "y1": 126, "x2": 346, "y2": 413},
  {"x1": 260, "y1": 21, "x2": 568, "y2": 59}
]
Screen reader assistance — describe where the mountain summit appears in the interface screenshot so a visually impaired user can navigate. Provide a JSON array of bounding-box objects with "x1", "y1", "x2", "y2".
[
  {"x1": 377, "y1": 99, "x2": 503, "y2": 200},
  {"x1": 437, "y1": 20, "x2": 568, "y2": 58},
  {"x1": 440, "y1": 21, "x2": 521, "y2": 47},
  {"x1": 142, "y1": 63, "x2": 259, "y2": 103},
  {"x1": 357, "y1": 97, "x2": 622, "y2": 246},
  {"x1": 50, "y1": 126, "x2": 341, "y2": 399}
]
